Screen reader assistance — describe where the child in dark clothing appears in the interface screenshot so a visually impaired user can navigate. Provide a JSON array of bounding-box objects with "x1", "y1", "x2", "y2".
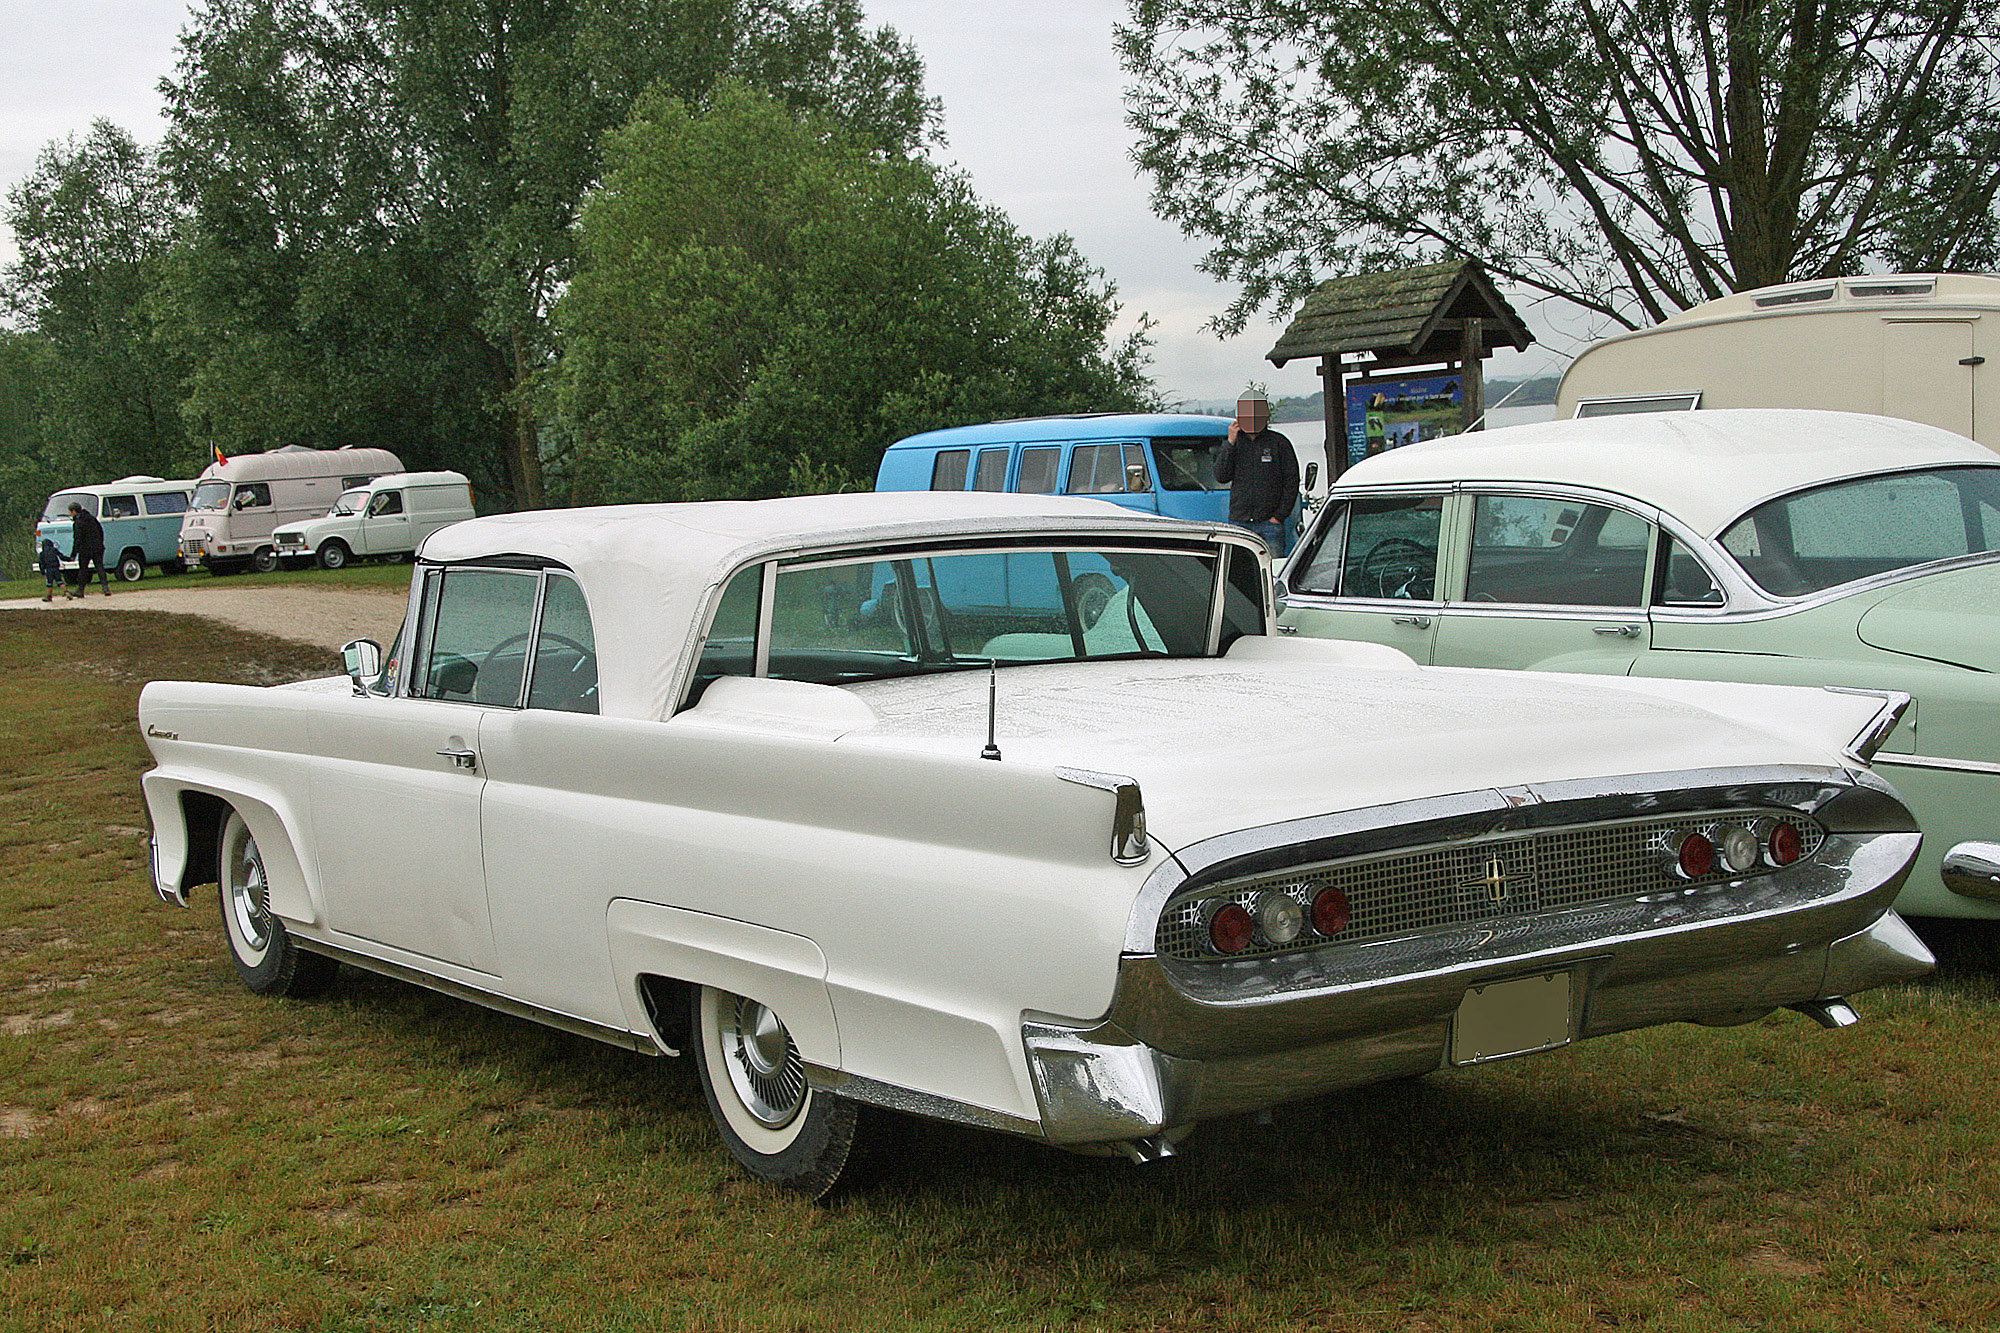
[{"x1": 37, "y1": 539, "x2": 63, "y2": 603}]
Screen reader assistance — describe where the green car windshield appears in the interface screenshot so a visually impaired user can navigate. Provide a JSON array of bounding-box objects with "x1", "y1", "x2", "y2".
[{"x1": 1720, "y1": 465, "x2": 2000, "y2": 596}]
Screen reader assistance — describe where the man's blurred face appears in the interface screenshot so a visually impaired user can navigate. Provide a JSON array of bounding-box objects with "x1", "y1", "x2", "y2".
[{"x1": 1236, "y1": 398, "x2": 1270, "y2": 433}]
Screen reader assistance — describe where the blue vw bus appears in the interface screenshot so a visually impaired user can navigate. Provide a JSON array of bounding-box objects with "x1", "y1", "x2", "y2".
[
  {"x1": 35, "y1": 476, "x2": 198, "y2": 581},
  {"x1": 875, "y1": 413, "x2": 1309, "y2": 548}
]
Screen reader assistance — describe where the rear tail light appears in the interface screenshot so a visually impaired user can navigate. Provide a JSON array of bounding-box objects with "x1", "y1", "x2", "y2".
[
  {"x1": 1718, "y1": 825, "x2": 1759, "y2": 873},
  {"x1": 1768, "y1": 821, "x2": 1803, "y2": 867},
  {"x1": 1207, "y1": 903, "x2": 1255, "y2": 955},
  {"x1": 1311, "y1": 886, "x2": 1351, "y2": 937},
  {"x1": 1255, "y1": 892, "x2": 1305, "y2": 945},
  {"x1": 1677, "y1": 832, "x2": 1715, "y2": 880}
]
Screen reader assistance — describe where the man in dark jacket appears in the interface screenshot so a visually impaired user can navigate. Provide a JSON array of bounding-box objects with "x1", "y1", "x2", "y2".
[
  {"x1": 67, "y1": 501, "x2": 109, "y2": 597},
  {"x1": 1213, "y1": 391, "x2": 1300, "y2": 555}
]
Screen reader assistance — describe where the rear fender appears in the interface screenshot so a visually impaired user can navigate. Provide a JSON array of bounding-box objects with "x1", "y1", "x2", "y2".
[{"x1": 141, "y1": 770, "x2": 319, "y2": 925}]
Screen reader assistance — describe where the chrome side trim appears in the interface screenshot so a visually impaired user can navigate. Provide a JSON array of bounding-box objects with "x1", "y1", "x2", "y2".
[
  {"x1": 1877, "y1": 753, "x2": 2000, "y2": 776},
  {"x1": 804, "y1": 1065, "x2": 1041, "y2": 1138},
  {"x1": 1056, "y1": 767, "x2": 1151, "y2": 865},
  {"x1": 1822, "y1": 687, "x2": 1912, "y2": 762},
  {"x1": 1942, "y1": 842, "x2": 2000, "y2": 901},
  {"x1": 298, "y1": 937, "x2": 656, "y2": 1055}
]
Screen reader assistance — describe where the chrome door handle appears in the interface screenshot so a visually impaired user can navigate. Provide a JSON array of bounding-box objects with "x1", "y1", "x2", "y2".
[
  {"x1": 435, "y1": 747, "x2": 478, "y2": 770},
  {"x1": 1390, "y1": 615, "x2": 1433, "y2": 629},
  {"x1": 1593, "y1": 624, "x2": 1642, "y2": 638}
]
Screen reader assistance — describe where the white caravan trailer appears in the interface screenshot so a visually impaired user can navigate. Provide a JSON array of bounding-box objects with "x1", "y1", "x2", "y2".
[
  {"x1": 178, "y1": 446, "x2": 403, "y2": 574},
  {"x1": 1557, "y1": 273, "x2": 2000, "y2": 449}
]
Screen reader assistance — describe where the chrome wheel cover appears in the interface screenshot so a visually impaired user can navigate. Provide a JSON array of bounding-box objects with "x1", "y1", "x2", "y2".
[
  {"x1": 720, "y1": 996, "x2": 806, "y2": 1129},
  {"x1": 227, "y1": 832, "x2": 272, "y2": 955}
]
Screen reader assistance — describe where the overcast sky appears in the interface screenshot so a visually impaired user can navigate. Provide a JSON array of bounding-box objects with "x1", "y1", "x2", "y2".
[{"x1": 0, "y1": 0, "x2": 1573, "y2": 405}]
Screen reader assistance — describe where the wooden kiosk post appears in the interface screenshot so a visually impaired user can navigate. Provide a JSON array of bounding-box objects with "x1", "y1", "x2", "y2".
[{"x1": 1266, "y1": 261, "x2": 1533, "y2": 481}]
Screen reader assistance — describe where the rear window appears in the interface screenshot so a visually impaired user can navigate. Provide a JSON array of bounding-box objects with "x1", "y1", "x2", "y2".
[{"x1": 1720, "y1": 465, "x2": 2000, "y2": 595}]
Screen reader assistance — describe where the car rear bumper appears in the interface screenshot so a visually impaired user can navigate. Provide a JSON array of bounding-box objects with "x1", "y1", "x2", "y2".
[{"x1": 1024, "y1": 880, "x2": 1928, "y2": 1144}]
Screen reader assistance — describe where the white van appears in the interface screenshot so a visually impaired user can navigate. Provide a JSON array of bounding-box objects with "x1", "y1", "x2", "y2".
[
  {"x1": 1557, "y1": 272, "x2": 2000, "y2": 448},
  {"x1": 178, "y1": 446, "x2": 403, "y2": 573},
  {"x1": 271, "y1": 471, "x2": 475, "y2": 569}
]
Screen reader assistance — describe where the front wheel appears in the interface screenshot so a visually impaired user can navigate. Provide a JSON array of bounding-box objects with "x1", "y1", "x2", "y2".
[
  {"x1": 116, "y1": 550, "x2": 145, "y2": 582},
  {"x1": 690, "y1": 985, "x2": 875, "y2": 1197},
  {"x1": 249, "y1": 546, "x2": 279, "y2": 575},
  {"x1": 218, "y1": 810, "x2": 339, "y2": 998},
  {"x1": 316, "y1": 539, "x2": 350, "y2": 571}
]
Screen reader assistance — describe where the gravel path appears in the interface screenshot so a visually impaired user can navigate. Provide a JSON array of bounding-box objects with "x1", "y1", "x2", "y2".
[{"x1": 0, "y1": 583, "x2": 408, "y2": 652}]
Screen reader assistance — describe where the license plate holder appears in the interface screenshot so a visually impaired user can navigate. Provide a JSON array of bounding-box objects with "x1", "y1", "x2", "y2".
[{"x1": 1451, "y1": 969, "x2": 1574, "y2": 1066}]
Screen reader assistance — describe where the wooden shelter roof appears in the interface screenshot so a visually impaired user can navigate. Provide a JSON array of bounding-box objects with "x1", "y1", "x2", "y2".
[{"x1": 1266, "y1": 261, "x2": 1534, "y2": 369}]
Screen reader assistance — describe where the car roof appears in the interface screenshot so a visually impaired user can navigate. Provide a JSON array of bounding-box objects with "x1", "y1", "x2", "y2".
[
  {"x1": 421, "y1": 491, "x2": 1243, "y2": 720},
  {"x1": 1332, "y1": 409, "x2": 1998, "y2": 535},
  {"x1": 884, "y1": 413, "x2": 1231, "y2": 450}
]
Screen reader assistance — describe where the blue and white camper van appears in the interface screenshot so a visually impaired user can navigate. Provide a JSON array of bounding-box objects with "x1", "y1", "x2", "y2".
[{"x1": 35, "y1": 476, "x2": 198, "y2": 582}]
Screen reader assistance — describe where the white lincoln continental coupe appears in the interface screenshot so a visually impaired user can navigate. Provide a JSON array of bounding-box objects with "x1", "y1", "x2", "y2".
[{"x1": 140, "y1": 492, "x2": 1931, "y2": 1195}]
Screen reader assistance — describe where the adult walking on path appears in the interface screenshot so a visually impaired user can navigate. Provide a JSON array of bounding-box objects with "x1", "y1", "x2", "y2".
[
  {"x1": 67, "y1": 502, "x2": 110, "y2": 598},
  {"x1": 1213, "y1": 391, "x2": 1300, "y2": 557}
]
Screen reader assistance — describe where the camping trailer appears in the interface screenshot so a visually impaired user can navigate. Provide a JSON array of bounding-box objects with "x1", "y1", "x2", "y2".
[{"x1": 1556, "y1": 273, "x2": 2000, "y2": 449}]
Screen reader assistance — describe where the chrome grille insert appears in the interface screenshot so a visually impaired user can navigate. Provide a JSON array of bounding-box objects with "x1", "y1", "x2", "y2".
[{"x1": 1156, "y1": 811, "x2": 1824, "y2": 962}]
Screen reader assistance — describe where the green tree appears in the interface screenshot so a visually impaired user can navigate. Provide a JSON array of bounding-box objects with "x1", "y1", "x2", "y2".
[
  {"x1": 1120, "y1": 0, "x2": 2000, "y2": 331},
  {"x1": 2, "y1": 121, "x2": 192, "y2": 482},
  {"x1": 156, "y1": 0, "x2": 933, "y2": 508},
  {"x1": 554, "y1": 83, "x2": 1156, "y2": 503}
]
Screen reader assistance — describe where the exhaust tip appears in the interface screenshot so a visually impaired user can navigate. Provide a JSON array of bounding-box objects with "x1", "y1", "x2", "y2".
[{"x1": 1788, "y1": 997, "x2": 1861, "y2": 1029}]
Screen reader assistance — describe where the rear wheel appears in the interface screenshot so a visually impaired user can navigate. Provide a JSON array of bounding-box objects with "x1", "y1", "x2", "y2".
[
  {"x1": 217, "y1": 810, "x2": 339, "y2": 998},
  {"x1": 316, "y1": 539, "x2": 350, "y2": 571},
  {"x1": 690, "y1": 985, "x2": 874, "y2": 1197},
  {"x1": 116, "y1": 549, "x2": 145, "y2": 582}
]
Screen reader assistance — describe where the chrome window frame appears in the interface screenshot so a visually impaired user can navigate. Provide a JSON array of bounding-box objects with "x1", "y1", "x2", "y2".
[{"x1": 405, "y1": 562, "x2": 585, "y2": 710}]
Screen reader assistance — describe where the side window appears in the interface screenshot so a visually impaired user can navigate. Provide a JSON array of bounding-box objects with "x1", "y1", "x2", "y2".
[
  {"x1": 1657, "y1": 534, "x2": 1726, "y2": 607},
  {"x1": 685, "y1": 563, "x2": 764, "y2": 707},
  {"x1": 102, "y1": 495, "x2": 140, "y2": 519},
  {"x1": 930, "y1": 450, "x2": 970, "y2": 491},
  {"x1": 369, "y1": 490, "x2": 405, "y2": 516},
  {"x1": 1301, "y1": 495, "x2": 1444, "y2": 600},
  {"x1": 144, "y1": 491, "x2": 189, "y2": 516},
  {"x1": 1066, "y1": 443, "x2": 1145, "y2": 495},
  {"x1": 972, "y1": 448, "x2": 1010, "y2": 492},
  {"x1": 233, "y1": 483, "x2": 271, "y2": 509},
  {"x1": 1219, "y1": 544, "x2": 1267, "y2": 651},
  {"x1": 525, "y1": 573, "x2": 599, "y2": 713},
  {"x1": 416, "y1": 569, "x2": 541, "y2": 705},
  {"x1": 1016, "y1": 447, "x2": 1059, "y2": 494},
  {"x1": 1466, "y1": 496, "x2": 1648, "y2": 607}
]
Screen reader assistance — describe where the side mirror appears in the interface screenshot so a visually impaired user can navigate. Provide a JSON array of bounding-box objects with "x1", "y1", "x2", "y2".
[
  {"x1": 342, "y1": 638, "x2": 384, "y2": 695},
  {"x1": 1125, "y1": 462, "x2": 1151, "y2": 493},
  {"x1": 1304, "y1": 461, "x2": 1320, "y2": 491}
]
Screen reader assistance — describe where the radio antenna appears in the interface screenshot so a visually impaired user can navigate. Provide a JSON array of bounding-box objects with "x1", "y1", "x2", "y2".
[{"x1": 980, "y1": 658, "x2": 1002, "y2": 761}]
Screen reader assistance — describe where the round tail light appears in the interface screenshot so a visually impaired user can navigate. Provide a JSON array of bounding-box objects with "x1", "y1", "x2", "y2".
[
  {"x1": 1677, "y1": 832, "x2": 1716, "y2": 880},
  {"x1": 1311, "y1": 886, "x2": 1352, "y2": 937},
  {"x1": 1768, "y1": 821, "x2": 1803, "y2": 867},
  {"x1": 1208, "y1": 902, "x2": 1255, "y2": 955},
  {"x1": 1718, "y1": 825, "x2": 1759, "y2": 874}
]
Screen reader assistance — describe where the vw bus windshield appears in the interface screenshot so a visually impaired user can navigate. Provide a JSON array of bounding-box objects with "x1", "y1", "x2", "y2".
[
  {"x1": 41, "y1": 491, "x2": 91, "y2": 521},
  {"x1": 1151, "y1": 437, "x2": 1227, "y2": 491}
]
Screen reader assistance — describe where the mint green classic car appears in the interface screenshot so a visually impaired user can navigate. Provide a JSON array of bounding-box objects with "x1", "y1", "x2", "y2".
[{"x1": 1278, "y1": 409, "x2": 2000, "y2": 920}]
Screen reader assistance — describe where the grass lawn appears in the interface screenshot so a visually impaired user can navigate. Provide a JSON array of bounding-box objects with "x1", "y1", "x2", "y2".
[
  {"x1": 3, "y1": 609, "x2": 1999, "y2": 1331},
  {"x1": 0, "y1": 560, "x2": 412, "y2": 602}
]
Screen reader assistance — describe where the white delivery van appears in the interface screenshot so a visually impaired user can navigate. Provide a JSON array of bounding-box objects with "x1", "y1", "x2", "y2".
[
  {"x1": 271, "y1": 471, "x2": 475, "y2": 569},
  {"x1": 1557, "y1": 272, "x2": 2000, "y2": 449},
  {"x1": 178, "y1": 446, "x2": 403, "y2": 573}
]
